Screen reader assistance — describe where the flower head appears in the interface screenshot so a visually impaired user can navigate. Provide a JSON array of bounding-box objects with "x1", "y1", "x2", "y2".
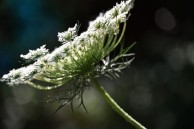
[
  {"x1": 58, "y1": 24, "x2": 78, "y2": 43},
  {"x1": 20, "y1": 45, "x2": 49, "y2": 62},
  {"x1": 1, "y1": 0, "x2": 135, "y2": 108}
]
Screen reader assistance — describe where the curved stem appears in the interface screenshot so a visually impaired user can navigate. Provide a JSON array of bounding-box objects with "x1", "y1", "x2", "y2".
[
  {"x1": 26, "y1": 81, "x2": 63, "y2": 90},
  {"x1": 115, "y1": 22, "x2": 127, "y2": 47},
  {"x1": 92, "y1": 78, "x2": 146, "y2": 129}
]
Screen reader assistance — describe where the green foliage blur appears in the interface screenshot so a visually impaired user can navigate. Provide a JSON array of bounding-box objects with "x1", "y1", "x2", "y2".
[{"x1": 0, "y1": 0, "x2": 194, "y2": 129}]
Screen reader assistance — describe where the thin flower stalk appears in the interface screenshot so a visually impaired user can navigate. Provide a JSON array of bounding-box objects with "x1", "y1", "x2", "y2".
[{"x1": 92, "y1": 78, "x2": 146, "y2": 129}]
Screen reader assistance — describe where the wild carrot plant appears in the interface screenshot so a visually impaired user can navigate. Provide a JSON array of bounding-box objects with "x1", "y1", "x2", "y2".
[{"x1": 1, "y1": 0, "x2": 146, "y2": 128}]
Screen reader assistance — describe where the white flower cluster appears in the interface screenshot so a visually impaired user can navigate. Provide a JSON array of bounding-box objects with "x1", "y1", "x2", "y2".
[
  {"x1": 20, "y1": 45, "x2": 49, "y2": 61},
  {"x1": 58, "y1": 24, "x2": 78, "y2": 43},
  {"x1": 1, "y1": 0, "x2": 134, "y2": 88},
  {"x1": 1, "y1": 64, "x2": 41, "y2": 86},
  {"x1": 88, "y1": 0, "x2": 134, "y2": 34}
]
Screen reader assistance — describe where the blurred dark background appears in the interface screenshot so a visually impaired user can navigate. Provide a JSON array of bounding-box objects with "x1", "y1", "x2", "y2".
[{"x1": 0, "y1": 0, "x2": 194, "y2": 129}]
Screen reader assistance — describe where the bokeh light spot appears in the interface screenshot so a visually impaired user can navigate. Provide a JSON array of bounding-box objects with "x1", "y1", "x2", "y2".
[{"x1": 155, "y1": 8, "x2": 176, "y2": 31}]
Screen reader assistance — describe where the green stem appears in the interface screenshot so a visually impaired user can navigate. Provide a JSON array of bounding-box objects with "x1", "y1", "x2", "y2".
[
  {"x1": 92, "y1": 78, "x2": 146, "y2": 129},
  {"x1": 26, "y1": 81, "x2": 63, "y2": 90}
]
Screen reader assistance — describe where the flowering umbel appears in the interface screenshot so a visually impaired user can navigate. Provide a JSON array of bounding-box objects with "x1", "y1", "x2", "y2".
[{"x1": 2, "y1": 0, "x2": 134, "y2": 89}]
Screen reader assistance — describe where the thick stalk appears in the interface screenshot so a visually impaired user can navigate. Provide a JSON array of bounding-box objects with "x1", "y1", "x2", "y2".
[{"x1": 92, "y1": 78, "x2": 146, "y2": 129}]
